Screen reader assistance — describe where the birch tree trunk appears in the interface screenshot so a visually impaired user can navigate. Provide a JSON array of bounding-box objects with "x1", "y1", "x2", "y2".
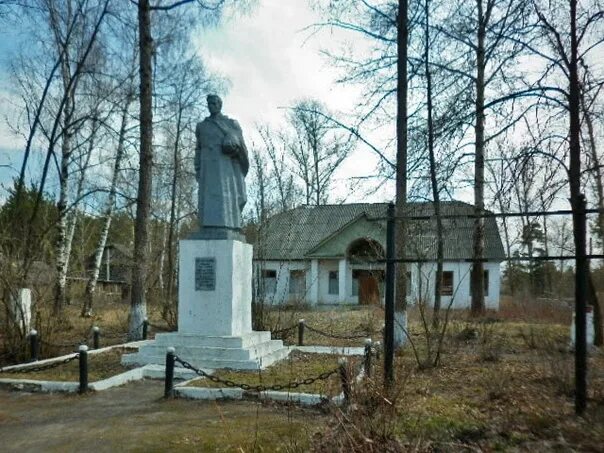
[
  {"x1": 53, "y1": 36, "x2": 75, "y2": 315},
  {"x1": 83, "y1": 102, "x2": 130, "y2": 317},
  {"x1": 60, "y1": 119, "x2": 96, "y2": 306}
]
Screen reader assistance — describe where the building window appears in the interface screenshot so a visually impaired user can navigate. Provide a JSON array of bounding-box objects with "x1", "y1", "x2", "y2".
[
  {"x1": 289, "y1": 270, "x2": 306, "y2": 294},
  {"x1": 406, "y1": 271, "x2": 412, "y2": 295},
  {"x1": 328, "y1": 271, "x2": 339, "y2": 295},
  {"x1": 260, "y1": 270, "x2": 277, "y2": 294},
  {"x1": 469, "y1": 270, "x2": 489, "y2": 296},
  {"x1": 440, "y1": 271, "x2": 454, "y2": 296}
]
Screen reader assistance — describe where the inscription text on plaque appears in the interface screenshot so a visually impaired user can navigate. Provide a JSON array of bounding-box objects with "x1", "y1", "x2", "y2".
[{"x1": 195, "y1": 257, "x2": 216, "y2": 291}]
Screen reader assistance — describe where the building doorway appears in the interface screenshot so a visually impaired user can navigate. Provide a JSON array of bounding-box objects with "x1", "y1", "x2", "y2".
[
  {"x1": 353, "y1": 269, "x2": 384, "y2": 305},
  {"x1": 347, "y1": 238, "x2": 385, "y2": 305}
]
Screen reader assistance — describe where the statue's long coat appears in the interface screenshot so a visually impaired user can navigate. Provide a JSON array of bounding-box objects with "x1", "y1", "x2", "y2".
[{"x1": 195, "y1": 115, "x2": 249, "y2": 230}]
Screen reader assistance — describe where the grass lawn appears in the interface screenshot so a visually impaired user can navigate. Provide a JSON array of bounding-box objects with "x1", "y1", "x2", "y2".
[
  {"x1": 187, "y1": 351, "x2": 360, "y2": 397},
  {"x1": 0, "y1": 347, "x2": 137, "y2": 382},
  {"x1": 266, "y1": 305, "x2": 384, "y2": 347}
]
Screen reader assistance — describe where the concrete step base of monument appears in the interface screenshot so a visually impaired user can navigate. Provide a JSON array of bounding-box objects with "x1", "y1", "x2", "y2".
[{"x1": 121, "y1": 331, "x2": 290, "y2": 370}]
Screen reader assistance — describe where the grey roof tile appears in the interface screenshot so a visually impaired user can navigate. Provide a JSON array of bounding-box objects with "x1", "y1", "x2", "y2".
[{"x1": 253, "y1": 201, "x2": 506, "y2": 262}]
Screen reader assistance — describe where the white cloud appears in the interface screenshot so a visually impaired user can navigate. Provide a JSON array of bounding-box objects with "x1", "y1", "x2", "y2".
[
  {"x1": 192, "y1": 0, "x2": 386, "y2": 201},
  {"x1": 192, "y1": 0, "x2": 363, "y2": 131}
]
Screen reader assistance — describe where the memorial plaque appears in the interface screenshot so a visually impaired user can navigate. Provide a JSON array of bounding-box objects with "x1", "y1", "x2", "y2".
[{"x1": 195, "y1": 257, "x2": 216, "y2": 291}]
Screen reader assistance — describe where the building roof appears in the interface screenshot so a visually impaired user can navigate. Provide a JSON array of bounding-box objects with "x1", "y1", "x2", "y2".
[{"x1": 253, "y1": 201, "x2": 506, "y2": 262}]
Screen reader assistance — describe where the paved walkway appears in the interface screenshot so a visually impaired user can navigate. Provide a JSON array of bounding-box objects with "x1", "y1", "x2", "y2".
[{"x1": 0, "y1": 380, "x2": 322, "y2": 452}]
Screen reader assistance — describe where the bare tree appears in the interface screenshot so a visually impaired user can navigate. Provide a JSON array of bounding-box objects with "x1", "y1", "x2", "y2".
[
  {"x1": 82, "y1": 93, "x2": 134, "y2": 317},
  {"x1": 7, "y1": 0, "x2": 111, "y2": 313},
  {"x1": 525, "y1": 0, "x2": 604, "y2": 413},
  {"x1": 287, "y1": 99, "x2": 352, "y2": 206},
  {"x1": 128, "y1": 0, "x2": 233, "y2": 339},
  {"x1": 257, "y1": 125, "x2": 298, "y2": 213}
]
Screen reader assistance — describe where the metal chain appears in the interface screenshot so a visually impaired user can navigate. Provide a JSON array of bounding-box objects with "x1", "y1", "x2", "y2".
[
  {"x1": 40, "y1": 338, "x2": 86, "y2": 349},
  {"x1": 174, "y1": 356, "x2": 338, "y2": 392},
  {"x1": 270, "y1": 322, "x2": 376, "y2": 340},
  {"x1": 0, "y1": 353, "x2": 79, "y2": 374},
  {"x1": 271, "y1": 324, "x2": 296, "y2": 336},
  {"x1": 304, "y1": 324, "x2": 374, "y2": 340}
]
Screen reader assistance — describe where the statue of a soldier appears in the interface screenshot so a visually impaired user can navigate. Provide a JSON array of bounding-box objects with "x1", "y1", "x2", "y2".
[{"x1": 194, "y1": 94, "x2": 249, "y2": 240}]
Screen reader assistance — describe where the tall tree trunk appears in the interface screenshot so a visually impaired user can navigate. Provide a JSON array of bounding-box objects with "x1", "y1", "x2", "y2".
[
  {"x1": 60, "y1": 117, "x2": 97, "y2": 307},
  {"x1": 582, "y1": 92, "x2": 604, "y2": 346},
  {"x1": 165, "y1": 108, "x2": 183, "y2": 319},
  {"x1": 83, "y1": 102, "x2": 130, "y2": 317},
  {"x1": 423, "y1": 0, "x2": 443, "y2": 327},
  {"x1": 568, "y1": 0, "x2": 588, "y2": 415},
  {"x1": 471, "y1": 0, "x2": 486, "y2": 316},
  {"x1": 53, "y1": 76, "x2": 75, "y2": 315},
  {"x1": 129, "y1": 0, "x2": 153, "y2": 339},
  {"x1": 394, "y1": 0, "x2": 409, "y2": 347}
]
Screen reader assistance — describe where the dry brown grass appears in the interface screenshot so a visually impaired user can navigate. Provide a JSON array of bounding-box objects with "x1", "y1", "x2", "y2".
[
  {"x1": 188, "y1": 351, "x2": 360, "y2": 397},
  {"x1": 312, "y1": 317, "x2": 604, "y2": 452},
  {"x1": 0, "y1": 347, "x2": 137, "y2": 382}
]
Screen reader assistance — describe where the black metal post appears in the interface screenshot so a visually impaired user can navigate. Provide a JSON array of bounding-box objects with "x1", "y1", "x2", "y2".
[
  {"x1": 298, "y1": 319, "x2": 305, "y2": 346},
  {"x1": 384, "y1": 202, "x2": 395, "y2": 387},
  {"x1": 92, "y1": 326, "x2": 100, "y2": 350},
  {"x1": 339, "y1": 358, "x2": 350, "y2": 403},
  {"x1": 574, "y1": 194, "x2": 588, "y2": 415},
  {"x1": 364, "y1": 338, "x2": 372, "y2": 378},
  {"x1": 29, "y1": 329, "x2": 38, "y2": 362},
  {"x1": 164, "y1": 347, "x2": 175, "y2": 398},
  {"x1": 79, "y1": 345, "x2": 88, "y2": 394},
  {"x1": 142, "y1": 318, "x2": 149, "y2": 340}
]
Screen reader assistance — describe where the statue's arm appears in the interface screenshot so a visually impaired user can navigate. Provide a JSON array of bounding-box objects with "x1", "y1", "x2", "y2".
[{"x1": 233, "y1": 120, "x2": 250, "y2": 176}]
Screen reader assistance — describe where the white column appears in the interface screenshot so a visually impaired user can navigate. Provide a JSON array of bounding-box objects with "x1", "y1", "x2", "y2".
[
  {"x1": 309, "y1": 259, "x2": 319, "y2": 305},
  {"x1": 338, "y1": 258, "x2": 348, "y2": 303}
]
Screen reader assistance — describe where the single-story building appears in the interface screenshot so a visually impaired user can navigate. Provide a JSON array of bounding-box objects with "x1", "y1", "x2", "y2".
[
  {"x1": 253, "y1": 201, "x2": 506, "y2": 309},
  {"x1": 85, "y1": 244, "x2": 131, "y2": 299}
]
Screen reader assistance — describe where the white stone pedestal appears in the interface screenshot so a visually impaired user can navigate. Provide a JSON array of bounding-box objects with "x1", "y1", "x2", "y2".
[
  {"x1": 123, "y1": 239, "x2": 288, "y2": 370},
  {"x1": 178, "y1": 239, "x2": 252, "y2": 336}
]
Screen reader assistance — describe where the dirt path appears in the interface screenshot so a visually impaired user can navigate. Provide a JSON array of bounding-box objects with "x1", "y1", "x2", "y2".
[{"x1": 0, "y1": 380, "x2": 324, "y2": 452}]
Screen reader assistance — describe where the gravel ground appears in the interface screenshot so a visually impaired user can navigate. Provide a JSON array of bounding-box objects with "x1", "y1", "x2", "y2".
[{"x1": 0, "y1": 379, "x2": 324, "y2": 452}]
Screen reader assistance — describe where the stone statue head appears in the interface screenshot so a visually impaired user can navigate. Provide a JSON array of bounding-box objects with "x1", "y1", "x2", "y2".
[{"x1": 207, "y1": 94, "x2": 222, "y2": 115}]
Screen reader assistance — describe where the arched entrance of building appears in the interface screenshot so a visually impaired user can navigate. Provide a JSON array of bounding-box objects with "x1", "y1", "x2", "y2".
[{"x1": 347, "y1": 238, "x2": 385, "y2": 305}]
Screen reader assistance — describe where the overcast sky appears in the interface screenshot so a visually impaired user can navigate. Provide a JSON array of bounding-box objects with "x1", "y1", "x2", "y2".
[{"x1": 194, "y1": 0, "x2": 361, "y2": 130}]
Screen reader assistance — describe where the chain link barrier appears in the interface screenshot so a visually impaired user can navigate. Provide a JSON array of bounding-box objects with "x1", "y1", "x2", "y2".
[
  {"x1": 174, "y1": 356, "x2": 338, "y2": 392},
  {"x1": 303, "y1": 323, "x2": 376, "y2": 340},
  {"x1": 0, "y1": 353, "x2": 79, "y2": 375},
  {"x1": 271, "y1": 324, "x2": 296, "y2": 337},
  {"x1": 40, "y1": 338, "x2": 87, "y2": 349},
  {"x1": 271, "y1": 322, "x2": 377, "y2": 341}
]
